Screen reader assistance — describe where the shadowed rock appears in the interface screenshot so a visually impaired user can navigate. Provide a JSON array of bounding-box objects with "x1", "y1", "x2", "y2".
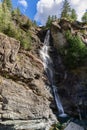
[{"x1": 64, "y1": 122, "x2": 84, "y2": 130}]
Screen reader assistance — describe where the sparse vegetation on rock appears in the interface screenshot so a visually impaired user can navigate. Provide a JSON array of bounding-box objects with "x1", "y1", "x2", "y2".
[
  {"x1": 0, "y1": 0, "x2": 87, "y2": 130},
  {"x1": 62, "y1": 30, "x2": 87, "y2": 69},
  {"x1": 0, "y1": 0, "x2": 36, "y2": 50},
  {"x1": 82, "y1": 10, "x2": 87, "y2": 23}
]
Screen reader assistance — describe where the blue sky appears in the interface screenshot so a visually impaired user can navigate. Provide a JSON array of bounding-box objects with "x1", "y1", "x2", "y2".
[
  {"x1": 11, "y1": 0, "x2": 87, "y2": 25},
  {"x1": 12, "y1": 0, "x2": 39, "y2": 20}
]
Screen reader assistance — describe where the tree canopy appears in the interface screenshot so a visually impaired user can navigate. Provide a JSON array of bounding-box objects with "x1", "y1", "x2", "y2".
[
  {"x1": 0, "y1": 0, "x2": 33, "y2": 50},
  {"x1": 61, "y1": 0, "x2": 77, "y2": 21},
  {"x1": 2, "y1": 0, "x2": 12, "y2": 11},
  {"x1": 82, "y1": 10, "x2": 87, "y2": 22},
  {"x1": 61, "y1": 0, "x2": 71, "y2": 19},
  {"x1": 71, "y1": 9, "x2": 77, "y2": 21},
  {"x1": 46, "y1": 15, "x2": 57, "y2": 28}
]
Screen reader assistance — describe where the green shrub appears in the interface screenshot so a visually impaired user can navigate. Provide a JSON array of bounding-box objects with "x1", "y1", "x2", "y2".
[
  {"x1": 46, "y1": 15, "x2": 57, "y2": 28},
  {"x1": 50, "y1": 123, "x2": 63, "y2": 130},
  {"x1": 3, "y1": 22, "x2": 32, "y2": 50},
  {"x1": 0, "y1": 3, "x2": 32, "y2": 51},
  {"x1": 19, "y1": 35, "x2": 31, "y2": 50},
  {"x1": 59, "y1": 31, "x2": 87, "y2": 69}
]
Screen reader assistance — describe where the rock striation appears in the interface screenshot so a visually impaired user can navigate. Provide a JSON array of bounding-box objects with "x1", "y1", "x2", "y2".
[
  {"x1": 0, "y1": 33, "x2": 57, "y2": 129},
  {"x1": 0, "y1": 19, "x2": 87, "y2": 129},
  {"x1": 50, "y1": 19, "x2": 87, "y2": 118}
]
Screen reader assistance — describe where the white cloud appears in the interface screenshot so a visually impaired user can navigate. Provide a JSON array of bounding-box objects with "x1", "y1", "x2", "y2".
[
  {"x1": 18, "y1": 0, "x2": 28, "y2": 10},
  {"x1": 70, "y1": 0, "x2": 80, "y2": 5},
  {"x1": 69, "y1": 0, "x2": 87, "y2": 21},
  {"x1": 35, "y1": 0, "x2": 62, "y2": 25},
  {"x1": 35, "y1": 0, "x2": 87, "y2": 25}
]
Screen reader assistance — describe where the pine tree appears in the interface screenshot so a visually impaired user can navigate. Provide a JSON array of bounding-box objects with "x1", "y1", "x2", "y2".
[
  {"x1": 33, "y1": 20, "x2": 37, "y2": 26},
  {"x1": 82, "y1": 10, "x2": 87, "y2": 22},
  {"x1": 71, "y1": 9, "x2": 77, "y2": 21},
  {"x1": 46, "y1": 15, "x2": 52, "y2": 27},
  {"x1": 2, "y1": 0, "x2": 12, "y2": 11},
  {"x1": 12, "y1": 8, "x2": 21, "y2": 16},
  {"x1": 52, "y1": 15, "x2": 57, "y2": 21},
  {"x1": 0, "y1": 3, "x2": 12, "y2": 32},
  {"x1": 61, "y1": 0, "x2": 71, "y2": 19},
  {"x1": 16, "y1": 7, "x2": 21, "y2": 15},
  {"x1": 54, "y1": 15, "x2": 57, "y2": 20}
]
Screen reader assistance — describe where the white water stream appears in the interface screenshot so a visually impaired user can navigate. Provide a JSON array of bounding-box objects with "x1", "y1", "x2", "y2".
[{"x1": 40, "y1": 30, "x2": 66, "y2": 117}]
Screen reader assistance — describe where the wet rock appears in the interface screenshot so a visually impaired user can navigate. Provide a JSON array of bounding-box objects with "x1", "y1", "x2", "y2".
[
  {"x1": 50, "y1": 20, "x2": 87, "y2": 117},
  {"x1": 64, "y1": 122, "x2": 84, "y2": 130}
]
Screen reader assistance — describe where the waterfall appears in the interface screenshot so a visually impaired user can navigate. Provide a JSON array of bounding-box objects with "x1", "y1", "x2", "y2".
[{"x1": 40, "y1": 30, "x2": 67, "y2": 117}]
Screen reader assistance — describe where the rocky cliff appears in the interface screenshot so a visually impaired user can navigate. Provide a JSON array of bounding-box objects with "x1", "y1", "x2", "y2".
[
  {"x1": 0, "y1": 32, "x2": 57, "y2": 130},
  {"x1": 50, "y1": 19, "x2": 87, "y2": 119},
  {"x1": 0, "y1": 19, "x2": 87, "y2": 130}
]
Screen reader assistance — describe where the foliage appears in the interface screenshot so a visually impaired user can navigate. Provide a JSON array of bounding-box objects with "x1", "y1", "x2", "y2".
[
  {"x1": 61, "y1": 0, "x2": 77, "y2": 21},
  {"x1": 61, "y1": 0, "x2": 71, "y2": 19},
  {"x1": 71, "y1": 9, "x2": 77, "y2": 21},
  {"x1": 33, "y1": 20, "x2": 37, "y2": 26},
  {"x1": 59, "y1": 31, "x2": 87, "y2": 69},
  {"x1": 2, "y1": 0, "x2": 12, "y2": 11},
  {"x1": 3, "y1": 22, "x2": 32, "y2": 50},
  {"x1": 46, "y1": 16, "x2": 52, "y2": 28},
  {"x1": 0, "y1": 4, "x2": 12, "y2": 32},
  {"x1": 50, "y1": 123, "x2": 64, "y2": 130},
  {"x1": 21, "y1": 19, "x2": 32, "y2": 30},
  {"x1": 0, "y1": 2, "x2": 32, "y2": 50},
  {"x1": 46, "y1": 15, "x2": 57, "y2": 28},
  {"x1": 19, "y1": 31, "x2": 32, "y2": 50},
  {"x1": 82, "y1": 10, "x2": 87, "y2": 22},
  {"x1": 12, "y1": 8, "x2": 21, "y2": 16}
]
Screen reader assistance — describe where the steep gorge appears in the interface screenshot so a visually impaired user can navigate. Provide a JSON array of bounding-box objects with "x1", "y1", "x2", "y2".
[
  {"x1": 0, "y1": 19, "x2": 87, "y2": 129},
  {"x1": 50, "y1": 19, "x2": 87, "y2": 119}
]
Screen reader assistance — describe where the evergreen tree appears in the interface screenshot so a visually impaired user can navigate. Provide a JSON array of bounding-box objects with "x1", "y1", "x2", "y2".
[
  {"x1": 46, "y1": 15, "x2": 57, "y2": 28},
  {"x1": 71, "y1": 9, "x2": 77, "y2": 21},
  {"x1": 46, "y1": 15, "x2": 52, "y2": 28},
  {"x1": 0, "y1": 3, "x2": 11, "y2": 32},
  {"x1": 52, "y1": 15, "x2": 57, "y2": 21},
  {"x1": 61, "y1": 0, "x2": 71, "y2": 19},
  {"x1": 33, "y1": 20, "x2": 37, "y2": 26},
  {"x1": 82, "y1": 10, "x2": 87, "y2": 22},
  {"x1": 54, "y1": 15, "x2": 57, "y2": 20},
  {"x1": 16, "y1": 7, "x2": 21, "y2": 15},
  {"x1": 12, "y1": 8, "x2": 21, "y2": 16},
  {"x1": 2, "y1": 0, "x2": 12, "y2": 11}
]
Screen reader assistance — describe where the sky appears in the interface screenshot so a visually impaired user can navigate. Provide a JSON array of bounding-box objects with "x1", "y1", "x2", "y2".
[{"x1": 11, "y1": 0, "x2": 87, "y2": 25}]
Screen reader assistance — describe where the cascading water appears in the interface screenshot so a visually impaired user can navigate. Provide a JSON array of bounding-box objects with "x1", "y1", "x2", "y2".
[{"x1": 40, "y1": 30, "x2": 66, "y2": 117}]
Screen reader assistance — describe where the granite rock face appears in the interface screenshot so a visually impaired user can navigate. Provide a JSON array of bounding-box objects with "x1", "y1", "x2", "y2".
[
  {"x1": 0, "y1": 33, "x2": 57, "y2": 129},
  {"x1": 50, "y1": 19, "x2": 87, "y2": 118},
  {"x1": 0, "y1": 33, "x2": 20, "y2": 68},
  {"x1": 51, "y1": 21, "x2": 67, "y2": 48},
  {"x1": 0, "y1": 19, "x2": 87, "y2": 129}
]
